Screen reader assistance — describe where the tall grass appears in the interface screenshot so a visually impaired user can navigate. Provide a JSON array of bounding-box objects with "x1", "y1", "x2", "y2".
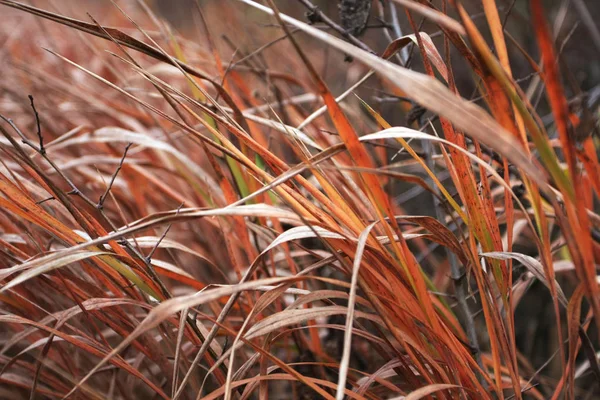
[{"x1": 0, "y1": 0, "x2": 598, "y2": 399}]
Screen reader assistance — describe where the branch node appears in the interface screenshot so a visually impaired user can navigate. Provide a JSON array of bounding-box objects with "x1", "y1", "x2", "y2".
[{"x1": 305, "y1": 9, "x2": 321, "y2": 24}]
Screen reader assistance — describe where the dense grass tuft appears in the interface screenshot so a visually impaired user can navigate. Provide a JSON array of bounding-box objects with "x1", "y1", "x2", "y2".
[{"x1": 0, "y1": 0, "x2": 598, "y2": 399}]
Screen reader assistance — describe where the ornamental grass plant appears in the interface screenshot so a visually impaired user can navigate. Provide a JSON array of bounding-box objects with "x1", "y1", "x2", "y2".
[{"x1": 0, "y1": 0, "x2": 599, "y2": 399}]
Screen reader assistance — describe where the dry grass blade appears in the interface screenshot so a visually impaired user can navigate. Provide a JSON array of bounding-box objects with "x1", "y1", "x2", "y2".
[
  {"x1": 388, "y1": 383, "x2": 460, "y2": 400},
  {"x1": 60, "y1": 277, "x2": 296, "y2": 398},
  {"x1": 480, "y1": 252, "x2": 568, "y2": 307},
  {"x1": 390, "y1": 0, "x2": 465, "y2": 35},
  {"x1": 360, "y1": 128, "x2": 535, "y2": 226},
  {"x1": 0, "y1": 250, "x2": 110, "y2": 292},
  {"x1": 336, "y1": 221, "x2": 377, "y2": 400}
]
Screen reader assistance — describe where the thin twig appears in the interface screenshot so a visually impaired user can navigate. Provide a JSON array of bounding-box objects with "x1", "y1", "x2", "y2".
[
  {"x1": 146, "y1": 203, "x2": 184, "y2": 262},
  {"x1": 98, "y1": 142, "x2": 132, "y2": 209},
  {"x1": 501, "y1": 0, "x2": 517, "y2": 29},
  {"x1": 35, "y1": 196, "x2": 56, "y2": 205},
  {"x1": 224, "y1": 28, "x2": 300, "y2": 74},
  {"x1": 28, "y1": 95, "x2": 44, "y2": 154},
  {"x1": 0, "y1": 113, "x2": 97, "y2": 206},
  {"x1": 0, "y1": 115, "x2": 39, "y2": 153}
]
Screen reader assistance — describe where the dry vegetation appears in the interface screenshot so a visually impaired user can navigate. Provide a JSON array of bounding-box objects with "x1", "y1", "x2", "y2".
[{"x1": 0, "y1": 0, "x2": 599, "y2": 399}]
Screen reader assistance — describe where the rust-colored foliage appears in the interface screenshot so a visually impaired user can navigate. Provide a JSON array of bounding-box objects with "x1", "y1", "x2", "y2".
[{"x1": 0, "y1": 0, "x2": 598, "y2": 399}]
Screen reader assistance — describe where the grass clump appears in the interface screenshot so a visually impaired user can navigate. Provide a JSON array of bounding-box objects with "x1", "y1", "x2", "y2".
[{"x1": 0, "y1": 0, "x2": 599, "y2": 399}]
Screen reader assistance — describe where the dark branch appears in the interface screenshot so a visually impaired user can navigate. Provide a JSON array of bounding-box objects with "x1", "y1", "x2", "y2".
[
  {"x1": 97, "y1": 142, "x2": 132, "y2": 209},
  {"x1": 36, "y1": 196, "x2": 56, "y2": 205},
  {"x1": 28, "y1": 95, "x2": 44, "y2": 155},
  {"x1": 145, "y1": 203, "x2": 184, "y2": 263}
]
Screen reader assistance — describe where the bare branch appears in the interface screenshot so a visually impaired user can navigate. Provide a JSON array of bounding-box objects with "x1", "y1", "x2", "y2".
[
  {"x1": 28, "y1": 95, "x2": 44, "y2": 155},
  {"x1": 146, "y1": 203, "x2": 184, "y2": 263},
  {"x1": 98, "y1": 143, "x2": 132, "y2": 209}
]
